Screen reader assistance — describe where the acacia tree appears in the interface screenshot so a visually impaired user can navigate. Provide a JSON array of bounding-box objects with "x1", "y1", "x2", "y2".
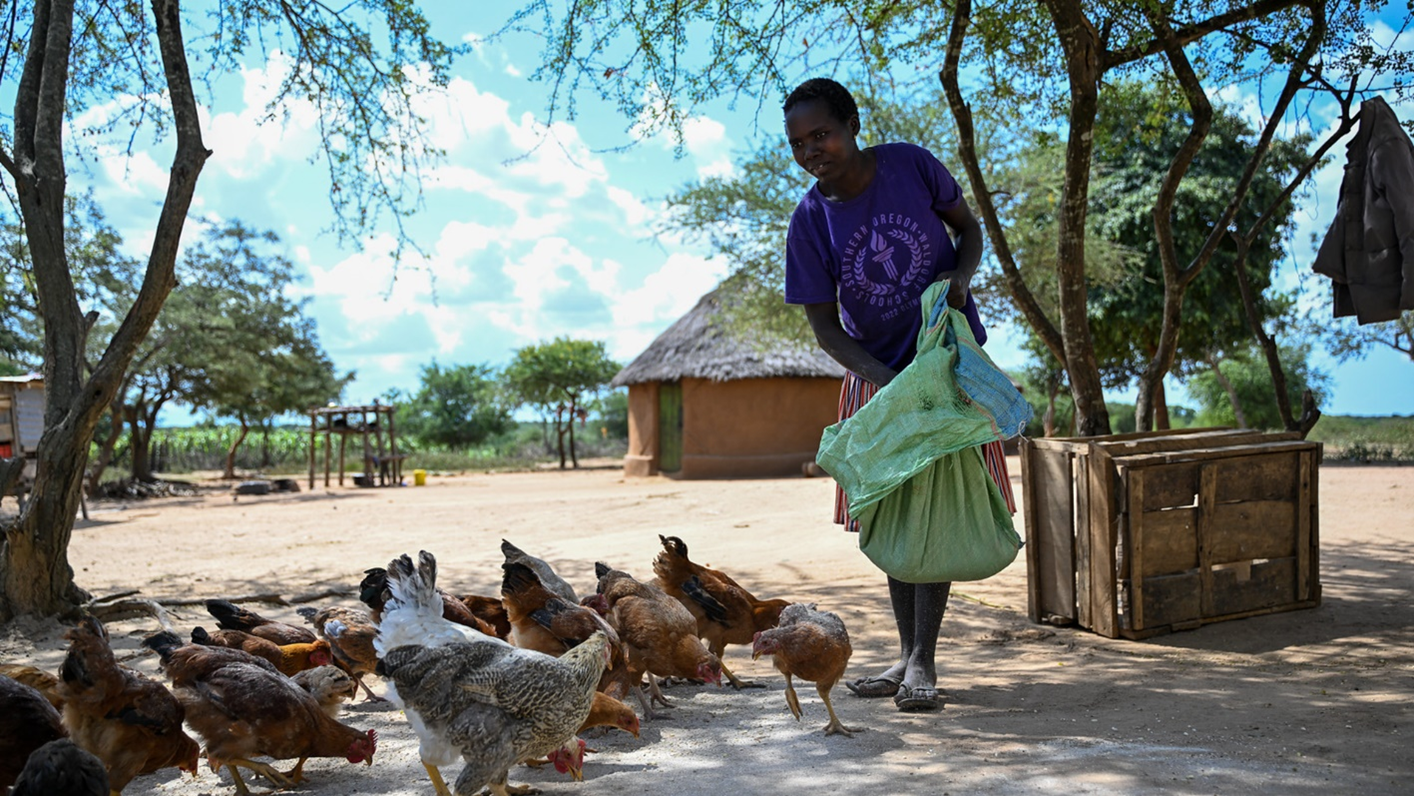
[
  {"x1": 507, "y1": 0, "x2": 1411, "y2": 435},
  {"x1": 0, "y1": 1, "x2": 459, "y2": 620},
  {"x1": 504, "y1": 337, "x2": 619, "y2": 470},
  {"x1": 397, "y1": 362, "x2": 516, "y2": 451}
]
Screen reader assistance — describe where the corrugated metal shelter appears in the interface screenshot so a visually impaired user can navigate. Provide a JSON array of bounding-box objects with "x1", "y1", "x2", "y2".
[
  {"x1": 611, "y1": 290, "x2": 845, "y2": 479},
  {"x1": 0, "y1": 373, "x2": 45, "y2": 485}
]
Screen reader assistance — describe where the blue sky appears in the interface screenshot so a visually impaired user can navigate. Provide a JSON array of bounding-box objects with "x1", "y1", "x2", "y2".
[{"x1": 72, "y1": 5, "x2": 1414, "y2": 421}]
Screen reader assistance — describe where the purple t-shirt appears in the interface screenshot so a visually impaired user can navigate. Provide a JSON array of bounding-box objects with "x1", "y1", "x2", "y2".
[{"x1": 785, "y1": 142, "x2": 986, "y2": 371}]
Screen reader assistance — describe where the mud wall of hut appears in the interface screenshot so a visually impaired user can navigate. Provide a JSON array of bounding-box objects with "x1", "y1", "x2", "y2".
[{"x1": 623, "y1": 376, "x2": 840, "y2": 478}]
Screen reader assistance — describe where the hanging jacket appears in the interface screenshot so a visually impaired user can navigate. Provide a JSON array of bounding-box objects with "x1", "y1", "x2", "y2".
[{"x1": 1312, "y1": 96, "x2": 1414, "y2": 325}]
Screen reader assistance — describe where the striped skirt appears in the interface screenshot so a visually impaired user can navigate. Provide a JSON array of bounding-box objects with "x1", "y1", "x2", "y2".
[{"x1": 833, "y1": 371, "x2": 1016, "y2": 532}]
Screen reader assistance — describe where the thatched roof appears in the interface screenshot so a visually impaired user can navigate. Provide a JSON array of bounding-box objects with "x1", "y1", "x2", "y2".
[{"x1": 611, "y1": 290, "x2": 846, "y2": 387}]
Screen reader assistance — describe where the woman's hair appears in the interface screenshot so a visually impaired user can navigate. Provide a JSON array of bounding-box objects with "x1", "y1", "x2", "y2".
[{"x1": 783, "y1": 78, "x2": 858, "y2": 124}]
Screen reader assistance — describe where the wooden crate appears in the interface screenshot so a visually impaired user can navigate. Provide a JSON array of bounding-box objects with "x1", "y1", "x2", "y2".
[{"x1": 1020, "y1": 428, "x2": 1322, "y2": 639}]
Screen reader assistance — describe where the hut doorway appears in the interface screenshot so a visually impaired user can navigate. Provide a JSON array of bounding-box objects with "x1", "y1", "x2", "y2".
[{"x1": 658, "y1": 381, "x2": 682, "y2": 473}]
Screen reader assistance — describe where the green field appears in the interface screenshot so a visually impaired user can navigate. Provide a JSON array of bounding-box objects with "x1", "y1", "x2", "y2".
[{"x1": 1306, "y1": 414, "x2": 1414, "y2": 462}]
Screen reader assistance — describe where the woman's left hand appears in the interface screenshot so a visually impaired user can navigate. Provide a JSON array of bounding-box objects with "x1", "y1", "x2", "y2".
[{"x1": 946, "y1": 272, "x2": 970, "y2": 308}]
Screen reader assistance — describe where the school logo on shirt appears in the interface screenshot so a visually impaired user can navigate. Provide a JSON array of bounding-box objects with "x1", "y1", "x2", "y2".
[{"x1": 841, "y1": 214, "x2": 932, "y2": 311}]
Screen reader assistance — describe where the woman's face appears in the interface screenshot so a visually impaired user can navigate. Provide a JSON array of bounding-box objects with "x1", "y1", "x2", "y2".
[{"x1": 784, "y1": 99, "x2": 859, "y2": 182}]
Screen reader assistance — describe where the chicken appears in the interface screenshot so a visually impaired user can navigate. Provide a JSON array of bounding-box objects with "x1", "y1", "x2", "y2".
[
  {"x1": 296, "y1": 604, "x2": 385, "y2": 701},
  {"x1": 57, "y1": 617, "x2": 200, "y2": 794},
  {"x1": 191, "y1": 626, "x2": 333, "y2": 676},
  {"x1": 524, "y1": 691, "x2": 639, "y2": 769},
  {"x1": 653, "y1": 534, "x2": 790, "y2": 689},
  {"x1": 291, "y1": 665, "x2": 359, "y2": 717},
  {"x1": 502, "y1": 560, "x2": 614, "y2": 655},
  {"x1": 143, "y1": 630, "x2": 376, "y2": 795},
  {"x1": 360, "y1": 565, "x2": 499, "y2": 636},
  {"x1": 594, "y1": 561, "x2": 723, "y2": 719},
  {"x1": 501, "y1": 539, "x2": 578, "y2": 602},
  {"x1": 9, "y1": 738, "x2": 109, "y2": 796},
  {"x1": 455, "y1": 593, "x2": 513, "y2": 639},
  {"x1": 751, "y1": 603, "x2": 861, "y2": 737},
  {"x1": 204, "y1": 599, "x2": 318, "y2": 645},
  {"x1": 0, "y1": 674, "x2": 68, "y2": 792},
  {"x1": 372, "y1": 551, "x2": 515, "y2": 795},
  {"x1": 0, "y1": 662, "x2": 64, "y2": 710},
  {"x1": 377, "y1": 629, "x2": 613, "y2": 796}
]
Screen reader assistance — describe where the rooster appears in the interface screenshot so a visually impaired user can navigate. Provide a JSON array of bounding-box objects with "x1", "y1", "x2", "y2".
[
  {"x1": 57, "y1": 617, "x2": 200, "y2": 794},
  {"x1": 501, "y1": 539, "x2": 578, "y2": 602},
  {"x1": 373, "y1": 551, "x2": 515, "y2": 795},
  {"x1": 144, "y1": 630, "x2": 376, "y2": 795},
  {"x1": 751, "y1": 603, "x2": 862, "y2": 737},
  {"x1": 653, "y1": 534, "x2": 789, "y2": 689},
  {"x1": 378, "y1": 626, "x2": 612, "y2": 796},
  {"x1": 360, "y1": 565, "x2": 499, "y2": 636},
  {"x1": 204, "y1": 599, "x2": 317, "y2": 645}
]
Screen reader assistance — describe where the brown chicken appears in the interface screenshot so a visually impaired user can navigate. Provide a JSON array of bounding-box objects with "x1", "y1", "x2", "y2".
[
  {"x1": 0, "y1": 674, "x2": 68, "y2": 792},
  {"x1": 144, "y1": 630, "x2": 376, "y2": 795},
  {"x1": 296, "y1": 605, "x2": 385, "y2": 701},
  {"x1": 359, "y1": 566, "x2": 499, "y2": 636},
  {"x1": 291, "y1": 665, "x2": 360, "y2": 717},
  {"x1": 57, "y1": 618, "x2": 200, "y2": 794},
  {"x1": 751, "y1": 603, "x2": 861, "y2": 737},
  {"x1": 653, "y1": 534, "x2": 789, "y2": 689},
  {"x1": 456, "y1": 593, "x2": 513, "y2": 639},
  {"x1": 204, "y1": 599, "x2": 318, "y2": 645},
  {"x1": 503, "y1": 561, "x2": 614, "y2": 655},
  {"x1": 594, "y1": 562, "x2": 722, "y2": 719},
  {"x1": 191, "y1": 626, "x2": 333, "y2": 676},
  {"x1": 0, "y1": 663, "x2": 64, "y2": 710}
]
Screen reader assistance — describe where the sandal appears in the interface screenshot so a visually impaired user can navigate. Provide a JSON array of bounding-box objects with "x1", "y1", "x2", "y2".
[
  {"x1": 844, "y1": 675, "x2": 902, "y2": 698},
  {"x1": 894, "y1": 685, "x2": 943, "y2": 712}
]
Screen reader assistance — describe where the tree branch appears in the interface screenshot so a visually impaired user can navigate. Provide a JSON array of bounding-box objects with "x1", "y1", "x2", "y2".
[{"x1": 939, "y1": 0, "x2": 1066, "y2": 366}]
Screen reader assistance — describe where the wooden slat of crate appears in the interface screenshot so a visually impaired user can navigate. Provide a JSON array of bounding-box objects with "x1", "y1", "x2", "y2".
[
  {"x1": 1210, "y1": 557, "x2": 1298, "y2": 615},
  {"x1": 1075, "y1": 452, "x2": 1093, "y2": 632},
  {"x1": 1131, "y1": 570, "x2": 1203, "y2": 631},
  {"x1": 1114, "y1": 439, "x2": 1319, "y2": 468},
  {"x1": 1138, "y1": 461, "x2": 1200, "y2": 510},
  {"x1": 1298, "y1": 451, "x2": 1313, "y2": 601},
  {"x1": 1207, "y1": 500, "x2": 1298, "y2": 562},
  {"x1": 1136, "y1": 507, "x2": 1199, "y2": 574},
  {"x1": 1023, "y1": 444, "x2": 1077, "y2": 624},
  {"x1": 1085, "y1": 443, "x2": 1119, "y2": 637},
  {"x1": 1028, "y1": 427, "x2": 1238, "y2": 451}
]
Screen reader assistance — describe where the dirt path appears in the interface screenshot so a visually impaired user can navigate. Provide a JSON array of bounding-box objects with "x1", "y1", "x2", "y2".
[{"x1": 2, "y1": 458, "x2": 1411, "y2": 795}]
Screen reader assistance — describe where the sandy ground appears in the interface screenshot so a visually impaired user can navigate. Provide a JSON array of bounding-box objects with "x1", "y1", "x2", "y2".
[{"x1": 2, "y1": 456, "x2": 1412, "y2": 796}]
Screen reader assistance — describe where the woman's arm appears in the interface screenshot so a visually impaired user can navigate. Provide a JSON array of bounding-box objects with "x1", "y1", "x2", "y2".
[
  {"x1": 938, "y1": 197, "x2": 983, "y2": 308},
  {"x1": 803, "y1": 302, "x2": 898, "y2": 388}
]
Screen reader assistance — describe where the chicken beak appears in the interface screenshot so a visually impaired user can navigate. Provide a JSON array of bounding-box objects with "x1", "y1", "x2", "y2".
[{"x1": 571, "y1": 767, "x2": 584, "y2": 783}]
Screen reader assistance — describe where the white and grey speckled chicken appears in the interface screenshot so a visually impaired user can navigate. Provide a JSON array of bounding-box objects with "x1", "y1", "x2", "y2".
[
  {"x1": 751, "y1": 602, "x2": 862, "y2": 737},
  {"x1": 377, "y1": 628, "x2": 612, "y2": 796}
]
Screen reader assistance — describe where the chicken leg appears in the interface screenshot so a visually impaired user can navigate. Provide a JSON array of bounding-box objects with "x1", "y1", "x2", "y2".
[
  {"x1": 718, "y1": 658, "x2": 766, "y2": 690},
  {"x1": 225, "y1": 758, "x2": 293, "y2": 795},
  {"x1": 817, "y1": 681, "x2": 863, "y2": 737},
  {"x1": 424, "y1": 760, "x2": 453, "y2": 796}
]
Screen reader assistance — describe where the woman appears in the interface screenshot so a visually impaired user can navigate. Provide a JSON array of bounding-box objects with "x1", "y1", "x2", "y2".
[{"x1": 782, "y1": 77, "x2": 1014, "y2": 712}]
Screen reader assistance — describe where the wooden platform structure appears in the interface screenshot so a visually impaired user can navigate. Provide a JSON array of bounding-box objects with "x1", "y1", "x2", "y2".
[{"x1": 307, "y1": 403, "x2": 407, "y2": 489}]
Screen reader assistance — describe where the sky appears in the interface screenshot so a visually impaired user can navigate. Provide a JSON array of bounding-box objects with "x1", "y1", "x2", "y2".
[{"x1": 67, "y1": 4, "x2": 1414, "y2": 422}]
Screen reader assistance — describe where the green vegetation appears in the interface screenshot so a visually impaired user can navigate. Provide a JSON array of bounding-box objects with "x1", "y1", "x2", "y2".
[{"x1": 1307, "y1": 415, "x2": 1414, "y2": 463}]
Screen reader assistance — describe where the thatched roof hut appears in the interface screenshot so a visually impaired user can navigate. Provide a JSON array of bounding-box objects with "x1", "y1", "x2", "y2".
[{"x1": 612, "y1": 290, "x2": 845, "y2": 479}]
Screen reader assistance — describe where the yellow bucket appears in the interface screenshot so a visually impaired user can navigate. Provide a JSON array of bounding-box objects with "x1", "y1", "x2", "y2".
[{"x1": 413, "y1": 469, "x2": 427, "y2": 486}]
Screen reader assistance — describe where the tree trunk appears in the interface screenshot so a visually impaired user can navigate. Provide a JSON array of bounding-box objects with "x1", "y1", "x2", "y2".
[
  {"x1": 86, "y1": 401, "x2": 127, "y2": 495},
  {"x1": 1154, "y1": 379, "x2": 1170, "y2": 430},
  {"x1": 0, "y1": 0, "x2": 209, "y2": 621},
  {"x1": 1207, "y1": 354, "x2": 1248, "y2": 428},
  {"x1": 568, "y1": 400, "x2": 579, "y2": 469},
  {"x1": 130, "y1": 402, "x2": 162, "y2": 483},
  {"x1": 1041, "y1": 0, "x2": 1111, "y2": 437},
  {"x1": 224, "y1": 416, "x2": 250, "y2": 480},
  {"x1": 555, "y1": 404, "x2": 568, "y2": 470}
]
